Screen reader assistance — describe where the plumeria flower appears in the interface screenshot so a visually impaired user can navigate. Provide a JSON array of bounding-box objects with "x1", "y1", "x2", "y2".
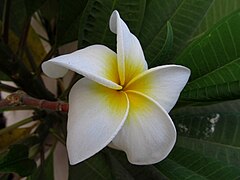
[{"x1": 42, "y1": 10, "x2": 190, "y2": 165}]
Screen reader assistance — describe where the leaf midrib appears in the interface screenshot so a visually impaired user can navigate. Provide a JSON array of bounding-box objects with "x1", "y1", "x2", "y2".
[
  {"x1": 178, "y1": 136, "x2": 240, "y2": 150},
  {"x1": 143, "y1": 0, "x2": 185, "y2": 52},
  {"x1": 186, "y1": 57, "x2": 240, "y2": 89}
]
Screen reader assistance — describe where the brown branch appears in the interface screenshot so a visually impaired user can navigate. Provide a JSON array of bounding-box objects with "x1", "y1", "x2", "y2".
[{"x1": 0, "y1": 91, "x2": 68, "y2": 112}]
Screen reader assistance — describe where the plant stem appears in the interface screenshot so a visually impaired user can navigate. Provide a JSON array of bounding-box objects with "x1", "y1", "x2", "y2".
[
  {"x1": 0, "y1": 91, "x2": 69, "y2": 112},
  {"x1": 0, "y1": 116, "x2": 34, "y2": 136}
]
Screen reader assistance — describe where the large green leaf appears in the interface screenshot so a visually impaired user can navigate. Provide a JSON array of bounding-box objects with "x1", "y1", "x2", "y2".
[
  {"x1": 196, "y1": 0, "x2": 240, "y2": 34},
  {"x1": 176, "y1": 10, "x2": 240, "y2": 101},
  {"x1": 157, "y1": 147, "x2": 240, "y2": 179},
  {"x1": 165, "y1": 99, "x2": 240, "y2": 179},
  {"x1": 140, "y1": 0, "x2": 213, "y2": 66},
  {"x1": 155, "y1": 157, "x2": 206, "y2": 179},
  {"x1": 78, "y1": 0, "x2": 146, "y2": 49},
  {"x1": 174, "y1": 113, "x2": 240, "y2": 166},
  {"x1": 69, "y1": 151, "x2": 112, "y2": 180},
  {"x1": 69, "y1": 149, "x2": 169, "y2": 180},
  {"x1": 151, "y1": 21, "x2": 174, "y2": 65},
  {"x1": 108, "y1": 149, "x2": 168, "y2": 180},
  {"x1": 56, "y1": 0, "x2": 88, "y2": 46},
  {"x1": 78, "y1": 0, "x2": 214, "y2": 66}
]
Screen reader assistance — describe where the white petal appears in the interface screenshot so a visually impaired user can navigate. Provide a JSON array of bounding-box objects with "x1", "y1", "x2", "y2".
[
  {"x1": 111, "y1": 91, "x2": 176, "y2": 165},
  {"x1": 42, "y1": 45, "x2": 122, "y2": 90},
  {"x1": 67, "y1": 78, "x2": 129, "y2": 165},
  {"x1": 109, "y1": 10, "x2": 148, "y2": 85},
  {"x1": 125, "y1": 65, "x2": 190, "y2": 112}
]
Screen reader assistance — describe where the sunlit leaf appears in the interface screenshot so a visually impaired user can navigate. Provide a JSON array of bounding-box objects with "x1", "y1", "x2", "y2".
[
  {"x1": 26, "y1": 27, "x2": 47, "y2": 68},
  {"x1": 0, "y1": 0, "x2": 46, "y2": 71},
  {"x1": 0, "y1": 22, "x2": 46, "y2": 71},
  {"x1": 0, "y1": 125, "x2": 35, "y2": 151},
  {"x1": 177, "y1": 10, "x2": 240, "y2": 101}
]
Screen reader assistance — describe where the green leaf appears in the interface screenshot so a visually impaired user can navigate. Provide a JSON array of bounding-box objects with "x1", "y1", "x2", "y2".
[
  {"x1": 147, "y1": 21, "x2": 173, "y2": 66},
  {"x1": 77, "y1": 0, "x2": 214, "y2": 66},
  {"x1": 0, "y1": 1, "x2": 47, "y2": 72},
  {"x1": 172, "y1": 100, "x2": 240, "y2": 167},
  {"x1": 104, "y1": 149, "x2": 134, "y2": 180},
  {"x1": 155, "y1": 157, "x2": 207, "y2": 179},
  {"x1": 139, "y1": 0, "x2": 213, "y2": 66},
  {"x1": 69, "y1": 149, "x2": 167, "y2": 180},
  {"x1": 27, "y1": 150, "x2": 54, "y2": 180},
  {"x1": 157, "y1": 147, "x2": 240, "y2": 179},
  {"x1": 109, "y1": 149, "x2": 168, "y2": 180},
  {"x1": 196, "y1": 0, "x2": 240, "y2": 34},
  {"x1": 0, "y1": 21, "x2": 47, "y2": 72},
  {"x1": 0, "y1": 71, "x2": 10, "y2": 81},
  {"x1": 24, "y1": 0, "x2": 47, "y2": 16},
  {"x1": 176, "y1": 10, "x2": 240, "y2": 101},
  {"x1": 69, "y1": 151, "x2": 112, "y2": 180},
  {"x1": 167, "y1": 99, "x2": 240, "y2": 179},
  {"x1": 176, "y1": 113, "x2": 240, "y2": 168},
  {"x1": 78, "y1": 0, "x2": 146, "y2": 49},
  {"x1": 0, "y1": 144, "x2": 36, "y2": 177},
  {"x1": 56, "y1": 0, "x2": 88, "y2": 46},
  {"x1": 1, "y1": 0, "x2": 27, "y2": 36},
  {"x1": 0, "y1": 126, "x2": 33, "y2": 150}
]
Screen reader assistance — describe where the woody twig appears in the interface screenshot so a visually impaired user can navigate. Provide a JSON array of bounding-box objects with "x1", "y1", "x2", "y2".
[{"x1": 0, "y1": 91, "x2": 69, "y2": 112}]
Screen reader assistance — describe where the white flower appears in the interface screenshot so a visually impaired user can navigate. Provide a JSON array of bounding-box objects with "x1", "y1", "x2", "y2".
[{"x1": 42, "y1": 10, "x2": 190, "y2": 165}]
